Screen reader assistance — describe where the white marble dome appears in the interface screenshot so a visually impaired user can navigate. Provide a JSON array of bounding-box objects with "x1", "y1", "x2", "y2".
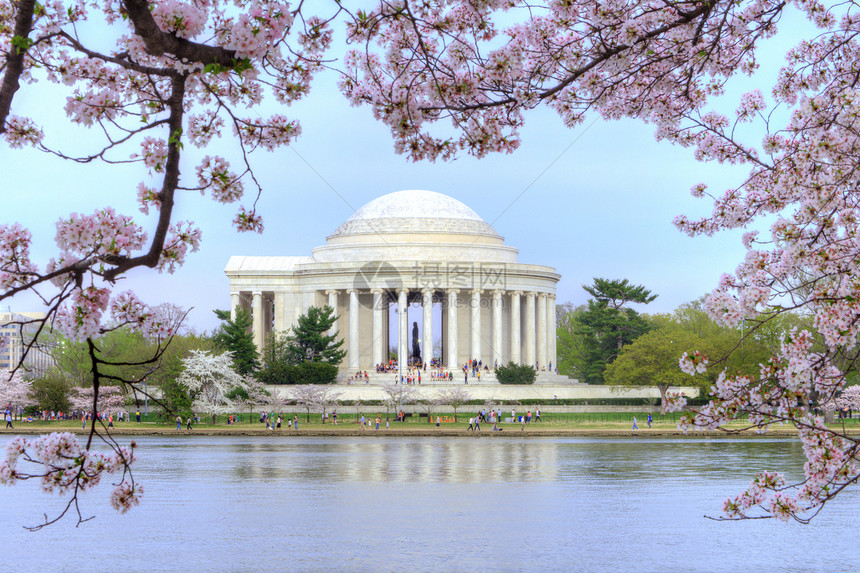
[
  {"x1": 313, "y1": 189, "x2": 517, "y2": 263},
  {"x1": 345, "y1": 190, "x2": 483, "y2": 222}
]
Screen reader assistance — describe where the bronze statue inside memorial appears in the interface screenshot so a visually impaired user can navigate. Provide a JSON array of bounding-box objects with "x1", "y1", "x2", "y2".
[{"x1": 411, "y1": 321, "x2": 422, "y2": 365}]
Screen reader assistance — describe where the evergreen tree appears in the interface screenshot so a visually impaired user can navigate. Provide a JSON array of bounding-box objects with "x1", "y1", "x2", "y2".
[
  {"x1": 575, "y1": 278, "x2": 657, "y2": 384},
  {"x1": 257, "y1": 331, "x2": 294, "y2": 384},
  {"x1": 213, "y1": 307, "x2": 259, "y2": 375},
  {"x1": 286, "y1": 305, "x2": 345, "y2": 365}
]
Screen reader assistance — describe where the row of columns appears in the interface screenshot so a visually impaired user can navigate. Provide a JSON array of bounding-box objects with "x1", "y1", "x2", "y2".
[
  {"x1": 356, "y1": 288, "x2": 556, "y2": 374},
  {"x1": 232, "y1": 287, "x2": 558, "y2": 373}
]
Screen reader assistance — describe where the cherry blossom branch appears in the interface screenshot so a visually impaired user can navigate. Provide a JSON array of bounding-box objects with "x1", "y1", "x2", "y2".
[{"x1": 0, "y1": 0, "x2": 36, "y2": 133}]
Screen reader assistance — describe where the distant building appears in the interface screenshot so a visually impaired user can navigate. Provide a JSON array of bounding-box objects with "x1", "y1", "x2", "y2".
[{"x1": 0, "y1": 309, "x2": 54, "y2": 376}]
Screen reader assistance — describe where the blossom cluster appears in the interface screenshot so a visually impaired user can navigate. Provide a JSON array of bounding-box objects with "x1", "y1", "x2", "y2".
[
  {"x1": 109, "y1": 291, "x2": 180, "y2": 338},
  {"x1": 0, "y1": 223, "x2": 37, "y2": 290},
  {"x1": 0, "y1": 434, "x2": 142, "y2": 515},
  {"x1": 679, "y1": 351, "x2": 708, "y2": 375}
]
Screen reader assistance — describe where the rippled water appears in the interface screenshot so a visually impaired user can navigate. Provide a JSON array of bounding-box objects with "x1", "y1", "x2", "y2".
[{"x1": 0, "y1": 435, "x2": 855, "y2": 571}]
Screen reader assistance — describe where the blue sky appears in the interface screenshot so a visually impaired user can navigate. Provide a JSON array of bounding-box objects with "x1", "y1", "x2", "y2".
[{"x1": 0, "y1": 9, "x2": 810, "y2": 334}]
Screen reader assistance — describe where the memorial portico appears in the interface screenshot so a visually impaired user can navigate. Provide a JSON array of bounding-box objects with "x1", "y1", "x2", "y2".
[{"x1": 225, "y1": 190, "x2": 561, "y2": 379}]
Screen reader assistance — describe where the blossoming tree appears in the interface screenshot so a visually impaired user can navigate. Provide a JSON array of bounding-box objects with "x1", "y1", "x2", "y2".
[
  {"x1": 177, "y1": 349, "x2": 246, "y2": 423},
  {"x1": 68, "y1": 385, "x2": 127, "y2": 415},
  {"x1": 0, "y1": 0, "x2": 337, "y2": 526},
  {"x1": 3, "y1": 0, "x2": 860, "y2": 525},
  {"x1": 0, "y1": 369, "x2": 34, "y2": 418}
]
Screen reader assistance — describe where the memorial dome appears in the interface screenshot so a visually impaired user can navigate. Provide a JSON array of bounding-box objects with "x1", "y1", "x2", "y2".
[
  {"x1": 328, "y1": 190, "x2": 500, "y2": 238},
  {"x1": 313, "y1": 189, "x2": 517, "y2": 263},
  {"x1": 345, "y1": 189, "x2": 484, "y2": 222}
]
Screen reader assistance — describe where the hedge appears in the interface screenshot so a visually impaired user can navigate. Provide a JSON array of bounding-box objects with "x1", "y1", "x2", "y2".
[{"x1": 495, "y1": 362, "x2": 536, "y2": 384}]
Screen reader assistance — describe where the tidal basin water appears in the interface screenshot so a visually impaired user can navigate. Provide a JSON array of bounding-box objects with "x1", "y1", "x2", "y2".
[{"x1": 1, "y1": 435, "x2": 857, "y2": 571}]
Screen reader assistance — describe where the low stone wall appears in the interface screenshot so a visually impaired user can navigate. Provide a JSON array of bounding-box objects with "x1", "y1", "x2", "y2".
[{"x1": 263, "y1": 384, "x2": 700, "y2": 402}]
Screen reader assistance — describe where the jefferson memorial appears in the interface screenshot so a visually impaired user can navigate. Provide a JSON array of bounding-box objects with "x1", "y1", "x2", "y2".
[{"x1": 224, "y1": 190, "x2": 561, "y2": 382}]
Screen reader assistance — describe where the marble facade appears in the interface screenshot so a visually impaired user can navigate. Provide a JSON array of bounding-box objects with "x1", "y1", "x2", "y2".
[{"x1": 224, "y1": 190, "x2": 561, "y2": 379}]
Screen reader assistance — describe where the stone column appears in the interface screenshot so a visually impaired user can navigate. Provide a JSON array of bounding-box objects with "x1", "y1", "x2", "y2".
[
  {"x1": 326, "y1": 289, "x2": 338, "y2": 337},
  {"x1": 470, "y1": 289, "x2": 482, "y2": 363},
  {"x1": 348, "y1": 289, "x2": 359, "y2": 369},
  {"x1": 510, "y1": 291, "x2": 522, "y2": 365},
  {"x1": 548, "y1": 294, "x2": 557, "y2": 370},
  {"x1": 372, "y1": 289, "x2": 384, "y2": 367},
  {"x1": 252, "y1": 290, "x2": 263, "y2": 352},
  {"x1": 230, "y1": 292, "x2": 240, "y2": 321},
  {"x1": 422, "y1": 289, "x2": 433, "y2": 365},
  {"x1": 273, "y1": 291, "x2": 285, "y2": 333},
  {"x1": 398, "y1": 289, "x2": 408, "y2": 381},
  {"x1": 524, "y1": 291, "x2": 536, "y2": 368},
  {"x1": 446, "y1": 289, "x2": 459, "y2": 369},
  {"x1": 492, "y1": 290, "x2": 503, "y2": 368},
  {"x1": 537, "y1": 292, "x2": 547, "y2": 369}
]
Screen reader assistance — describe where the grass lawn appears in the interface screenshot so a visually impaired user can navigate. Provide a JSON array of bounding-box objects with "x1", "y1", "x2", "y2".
[{"x1": 7, "y1": 412, "x2": 858, "y2": 436}]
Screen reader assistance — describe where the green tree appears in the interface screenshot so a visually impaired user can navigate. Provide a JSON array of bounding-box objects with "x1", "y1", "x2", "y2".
[
  {"x1": 160, "y1": 378, "x2": 193, "y2": 418},
  {"x1": 144, "y1": 331, "x2": 215, "y2": 391},
  {"x1": 285, "y1": 306, "x2": 345, "y2": 365},
  {"x1": 213, "y1": 307, "x2": 259, "y2": 374},
  {"x1": 556, "y1": 302, "x2": 588, "y2": 380},
  {"x1": 257, "y1": 331, "x2": 293, "y2": 384},
  {"x1": 576, "y1": 278, "x2": 657, "y2": 384},
  {"x1": 30, "y1": 372, "x2": 71, "y2": 412},
  {"x1": 604, "y1": 326, "x2": 713, "y2": 412}
]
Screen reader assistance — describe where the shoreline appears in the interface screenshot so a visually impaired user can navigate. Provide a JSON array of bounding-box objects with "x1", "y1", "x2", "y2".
[{"x1": 0, "y1": 424, "x2": 844, "y2": 438}]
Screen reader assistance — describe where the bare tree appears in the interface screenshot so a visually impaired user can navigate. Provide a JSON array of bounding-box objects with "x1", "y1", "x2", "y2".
[
  {"x1": 318, "y1": 385, "x2": 343, "y2": 421},
  {"x1": 232, "y1": 376, "x2": 270, "y2": 423},
  {"x1": 439, "y1": 386, "x2": 472, "y2": 423},
  {"x1": 416, "y1": 393, "x2": 443, "y2": 423},
  {"x1": 381, "y1": 382, "x2": 418, "y2": 417},
  {"x1": 291, "y1": 385, "x2": 321, "y2": 423},
  {"x1": 291, "y1": 384, "x2": 342, "y2": 423},
  {"x1": 263, "y1": 387, "x2": 291, "y2": 418}
]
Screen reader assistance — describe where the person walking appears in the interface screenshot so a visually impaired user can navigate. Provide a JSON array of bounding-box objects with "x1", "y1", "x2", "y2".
[
  {"x1": 176, "y1": 415, "x2": 182, "y2": 430},
  {"x1": 375, "y1": 415, "x2": 381, "y2": 430},
  {"x1": 536, "y1": 408, "x2": 541, "y2": 422},
  {"x1": 633, "y1": 416, "x2": 639, "y2": 431},
  {"x1": 467, "y1": 417, "x2": 474, "y2": 431},
  {"x1": 186, "y1": 416, "x2": 193, "y2": 430},
  {"x1": 5, "y1": 411, "x2": 13, "y2": 429},
  {"x1": 647, "y1": 413, "x2": 652, "y2": 429},
  {"x1": 293, "y1": 415, "x2": 299, "y2": 431},
  {"x1": 135, "y1": 410, "x2": 140, "y2": 423}
]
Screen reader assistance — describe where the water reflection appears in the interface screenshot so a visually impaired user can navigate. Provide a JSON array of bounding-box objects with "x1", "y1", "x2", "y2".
[
  {"x1": 182, "y1": 438, "x2": 563, "y2": 483},
  {"x1": 152, "y1": 436, "x2": 805, "y2": 486},
  {"x1": 0, "y1": 435, "x2": 852, "y2": 572}
]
